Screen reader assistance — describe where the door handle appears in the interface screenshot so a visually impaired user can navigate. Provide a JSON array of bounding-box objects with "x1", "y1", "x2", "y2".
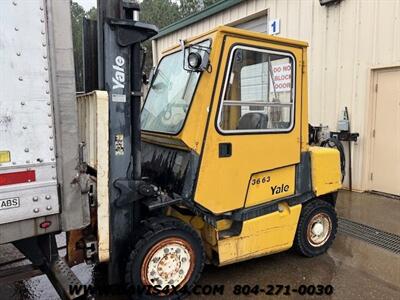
[{"x1": 219, "y1": 143, "x2": 232, "y2": 158}]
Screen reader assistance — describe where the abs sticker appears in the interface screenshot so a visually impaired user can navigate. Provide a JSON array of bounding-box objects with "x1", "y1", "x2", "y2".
[{"x1": 0, "y1": 197, "x2": 20, "y2": 210}]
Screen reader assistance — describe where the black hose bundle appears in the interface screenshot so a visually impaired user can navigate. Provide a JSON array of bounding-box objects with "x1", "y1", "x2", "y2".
[{"x1": 320, "y1": 138, "x2": 346, "y2": 182}]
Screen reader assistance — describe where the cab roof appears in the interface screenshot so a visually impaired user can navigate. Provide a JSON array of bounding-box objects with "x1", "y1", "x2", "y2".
[{"x1": 161, "y1": 25, "x2": 308, "y2": 55}]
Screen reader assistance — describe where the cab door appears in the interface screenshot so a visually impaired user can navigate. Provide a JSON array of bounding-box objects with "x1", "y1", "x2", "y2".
[{"x1": 194, "y1": 35, "x2": 303, "y2": 214}]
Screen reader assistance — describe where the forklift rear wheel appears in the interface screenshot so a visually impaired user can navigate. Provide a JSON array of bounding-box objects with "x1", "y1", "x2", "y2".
[
  {"x1": 294, "y1": 199, "x2": 337, "y2": 257},
  {"x1": 125, "y1": 217, "x2": 204, "y2": 299}
]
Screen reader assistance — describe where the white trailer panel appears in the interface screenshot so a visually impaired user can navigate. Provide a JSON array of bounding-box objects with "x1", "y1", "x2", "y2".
[
  {"x1": 0, "y1": 0, "x2": 90, "y2": 243},
  {"x1": 0, "y1": 0, "x2": 59, "y2": 225}
]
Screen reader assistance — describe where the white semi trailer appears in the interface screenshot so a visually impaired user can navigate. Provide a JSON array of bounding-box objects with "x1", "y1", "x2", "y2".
[
  {"x1": 0, "y1": 0, "x2": 90, "y2": 244},
  {"x1": 0, "y1": 0, "x2": 90, "y2": 245},
  {"x1": 0, "y1": 0, "x2": 90, "y2": 298}
]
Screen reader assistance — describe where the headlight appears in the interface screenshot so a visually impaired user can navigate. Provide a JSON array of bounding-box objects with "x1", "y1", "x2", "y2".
[{"x1": 187, "y1": 52, "x2": 202, "y2": 69}]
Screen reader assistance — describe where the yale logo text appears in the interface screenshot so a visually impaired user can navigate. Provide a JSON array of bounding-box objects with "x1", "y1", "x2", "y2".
[
  {"x1": 271, "y1": 184, "x2": 290, "y2": 195},
  {"x1": 112, "y1": 56, "x2": 125, "y2": 90}
]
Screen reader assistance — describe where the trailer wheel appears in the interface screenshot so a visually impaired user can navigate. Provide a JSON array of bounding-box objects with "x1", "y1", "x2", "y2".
[
  {"x1": 125, "y1": 217, "x2": 204, "y2": 299},
  {"x1": 294, "y1": 199, "x2": 337, "y2": 257}
]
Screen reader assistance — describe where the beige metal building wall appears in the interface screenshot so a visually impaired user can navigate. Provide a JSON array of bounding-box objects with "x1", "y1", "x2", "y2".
[{"x1": 152, "y1": 0, "x2": 400, "y2": 192}]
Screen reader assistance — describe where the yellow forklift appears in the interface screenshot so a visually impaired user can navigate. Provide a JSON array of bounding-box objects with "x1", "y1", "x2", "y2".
[
  {"x1": 70, "y1": 1, "x2": 343, "y2": 299},
  {"x1": 0, "y1": 1, "x2": 344, "y2": 299}
]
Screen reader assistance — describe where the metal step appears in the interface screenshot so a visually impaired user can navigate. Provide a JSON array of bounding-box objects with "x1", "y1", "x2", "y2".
[
  {"x1": 338, "y1": 217, "x2": 400, "y2": 255},
  {"x1": 49, "y1": 258, "x2": 85, "y2": 299}
]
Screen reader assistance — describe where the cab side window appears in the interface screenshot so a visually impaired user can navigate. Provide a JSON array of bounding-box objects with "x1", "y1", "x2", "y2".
[{"x1": 218, "y1": 46, "x2": 295, "y2": 132}]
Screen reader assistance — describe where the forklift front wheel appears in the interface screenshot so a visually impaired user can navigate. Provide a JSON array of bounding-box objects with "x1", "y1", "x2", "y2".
[
  {"x1": 294, "y1": 199, "x2": 338, "y2": 257},
  {"x1": 125, "y1": 217, "x2": 205, "y2": 299}
]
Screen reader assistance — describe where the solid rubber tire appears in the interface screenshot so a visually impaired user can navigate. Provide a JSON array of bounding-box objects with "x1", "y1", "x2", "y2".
[
  {"x1": 294, "y1": 199, "x2": 338, "y2": 257},
  {"x1": 125, "y1": 217, "x2": 205, "y2": 300}
]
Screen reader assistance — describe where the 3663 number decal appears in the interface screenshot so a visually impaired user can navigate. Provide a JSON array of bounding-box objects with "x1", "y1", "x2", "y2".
[{"x1": 251, "y1": 176, "x2": 270, "y2": 185}]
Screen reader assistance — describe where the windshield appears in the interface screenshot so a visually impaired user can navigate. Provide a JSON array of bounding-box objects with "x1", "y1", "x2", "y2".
[{"x1": 141, "y1": 40, "x2": 210, "y2": 134}]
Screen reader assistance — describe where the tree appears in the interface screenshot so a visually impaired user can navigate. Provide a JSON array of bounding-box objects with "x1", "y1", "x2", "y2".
[
  {"x1": 179, "y1": 0, "x2": 201, "y2": 17},
  {"x1": 140, "y1": 0, "x2": 181, "y2": 29},
  {"x1": 180, "y1": 0, "x2": 221, "y2": 17},
  {"x1": 71, "y1": 2, "x2": 85, "y2": 91},
  {"x1": 140, "y1": 0, "x2": 182, "y2": 73},
  {"x1": 86, "y1": 7, "x2": 97, "y2": 20},
  {"x1": 71, "y1": 2, "x2": 97, "y2": 91}
]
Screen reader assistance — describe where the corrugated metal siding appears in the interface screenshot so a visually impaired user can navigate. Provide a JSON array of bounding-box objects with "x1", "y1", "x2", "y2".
[
  {"x1": 235, "y1": 14, "x2": 268, "y2": 32},
  {"x1": 153, "y1": 0, "x2": 400, "y2": 191}
]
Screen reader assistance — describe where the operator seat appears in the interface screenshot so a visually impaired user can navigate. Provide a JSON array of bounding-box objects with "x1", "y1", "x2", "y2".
[{"x1": 237, "y1": 112, "x2": 268, "y2": 130}]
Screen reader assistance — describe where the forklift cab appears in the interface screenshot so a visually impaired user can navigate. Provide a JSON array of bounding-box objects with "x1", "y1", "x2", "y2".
[{"x1": 141, "y1": 26, "x2": 307, "y2": 214}]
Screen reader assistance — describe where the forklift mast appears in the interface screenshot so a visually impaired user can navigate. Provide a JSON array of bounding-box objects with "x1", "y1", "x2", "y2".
[{"x1": 96, "y1": 0, "x2": 158, "y2": 283}]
